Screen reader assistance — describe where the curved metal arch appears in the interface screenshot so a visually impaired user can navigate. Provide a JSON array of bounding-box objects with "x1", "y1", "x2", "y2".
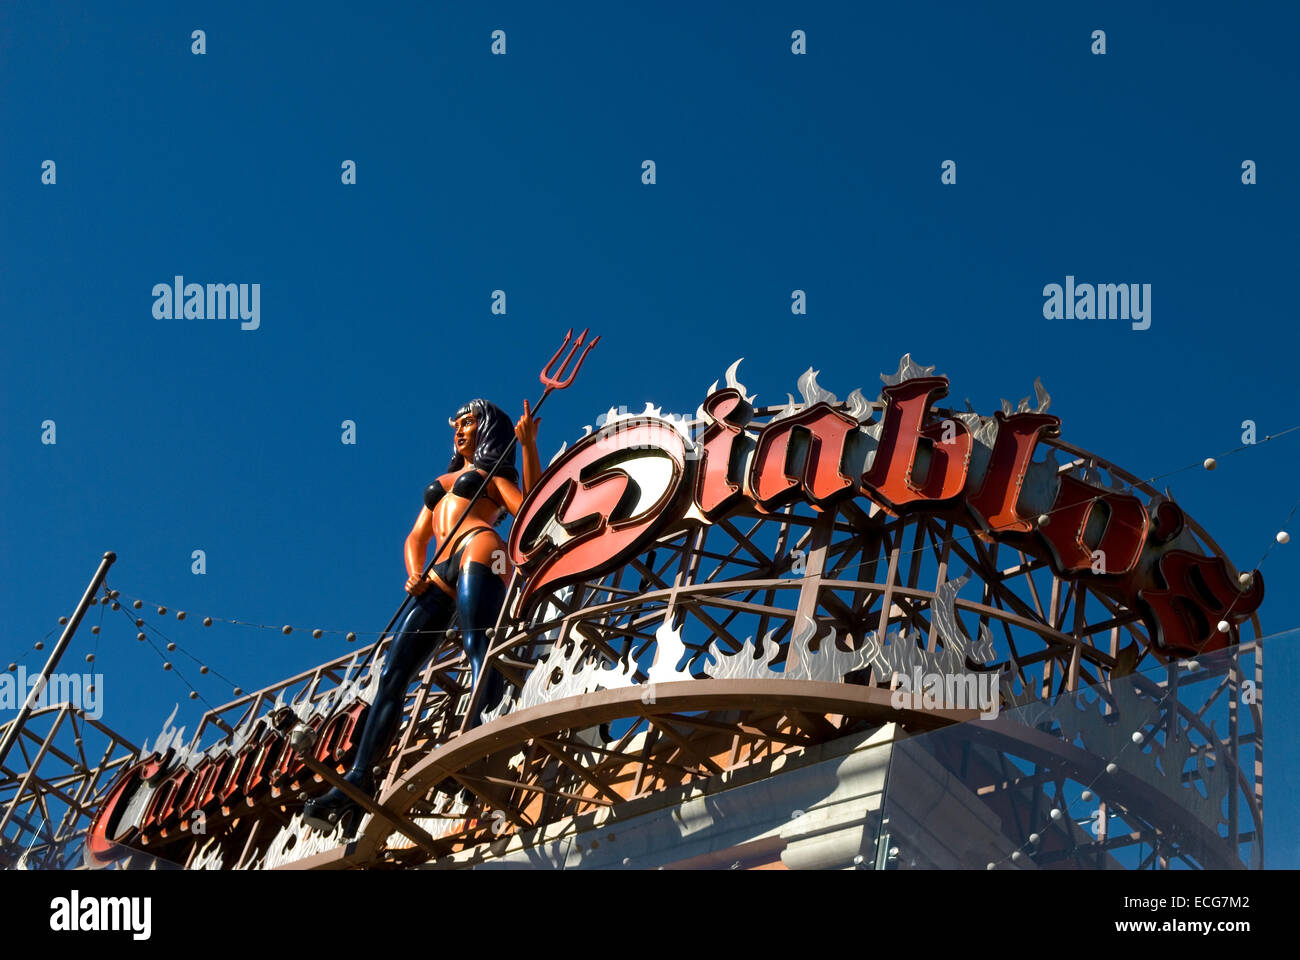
[
  {"x1": 427, "y1": 423, "x2": 1265, "y2": 871},
  {"x1": 354, "y1": 679, "x2": 981, "y2": 862}
]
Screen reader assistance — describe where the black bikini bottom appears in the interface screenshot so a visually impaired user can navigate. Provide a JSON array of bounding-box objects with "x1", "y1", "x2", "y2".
[{"x1": 429, "y1": 528, "x2": 491, "y2": 593}]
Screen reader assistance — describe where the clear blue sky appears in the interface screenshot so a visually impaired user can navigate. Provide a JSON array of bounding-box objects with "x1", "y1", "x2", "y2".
[{"x1": 2, "y1": 1, "x2": 1297, "y2": 866}]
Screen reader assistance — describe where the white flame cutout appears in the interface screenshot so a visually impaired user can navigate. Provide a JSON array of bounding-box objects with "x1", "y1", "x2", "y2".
[
  {"x1": 1000, "y1": 376, "x2": 1052, "y2": 415},
  {"x1": 259, "y1": 812, "x2": 365, "y2": 869},
  {"x1": 695, "y1": 358, "x2": 758, "y2": 423},
  {"x1": 770, "y1": 367, "x2": 875, "y2": 425},
  {"x1": 550, "y1": 400, "x2": 699, "y2": 468},
  {"x1": 141, "y1": 704, "x2": 198, "y2": 768},
  {"x1": 490, "y1": 618, "x2": 693, "y2": 717},
  {"x1": 880, "y1": 353, "x2": 938, "y2": 386},
  {"x1": 142, "y1": 650, "x2": 386, "y2": 768},
  {"x1": 701, "y1": 571, "x2": 997, "y2": 683},
  {"x1": 491, "y1": 571, "x2": 1000, "y2": 718},
  {"x1": 593, "y1": 401, "x2": 696, "y2": 444},
  {"x1": 708, "y1": 357, "x2": 759, "y2": 404}
]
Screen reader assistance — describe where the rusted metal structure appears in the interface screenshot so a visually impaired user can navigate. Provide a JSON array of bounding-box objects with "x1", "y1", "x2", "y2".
[
  {"x1": 0, "y1": 704, "x2": 141, "y2": 870},
  {"x1": 2, "y1": 358, "x2": 1266, "y2": 870}
]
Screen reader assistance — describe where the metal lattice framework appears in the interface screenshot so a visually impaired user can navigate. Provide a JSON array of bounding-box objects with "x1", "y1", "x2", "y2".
[
  {"x1": 324, "y1": 405, "x2": 1262, "y2": 870},
  {"x1": 0, "y1": 704, "x2": 141, "y2": 870},
  {"x1": 1, "y1": 401, "x2": 1265, "y2": 871}
]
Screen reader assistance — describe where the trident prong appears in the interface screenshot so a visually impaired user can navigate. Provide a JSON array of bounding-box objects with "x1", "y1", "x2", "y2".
[{"x1": 540, "y1": 327, "x2": 600, "y2": 391}]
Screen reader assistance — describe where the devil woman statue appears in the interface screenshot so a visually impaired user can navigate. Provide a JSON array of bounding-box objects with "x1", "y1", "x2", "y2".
[{"x1": 302, "y1": 398, "x2": 540, "y2": 832}]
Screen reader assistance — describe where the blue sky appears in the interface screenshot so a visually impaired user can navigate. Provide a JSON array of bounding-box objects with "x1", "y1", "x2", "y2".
[{"x1": 2, "y1": 1, "x2": 1297, "y2": 866}]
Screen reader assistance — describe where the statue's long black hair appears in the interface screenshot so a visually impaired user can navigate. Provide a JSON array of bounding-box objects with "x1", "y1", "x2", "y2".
[{"x1": 448, "y1": 398, "x2": 519, "y2": 486}]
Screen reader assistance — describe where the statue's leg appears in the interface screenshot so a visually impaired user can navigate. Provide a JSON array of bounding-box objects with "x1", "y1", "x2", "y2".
[
  {"x1": 302, "y1": 587, "x2": 454, "y2": 832},
  {"x1": 458, "y1": 561, "x2": 507, "y2": 730}
]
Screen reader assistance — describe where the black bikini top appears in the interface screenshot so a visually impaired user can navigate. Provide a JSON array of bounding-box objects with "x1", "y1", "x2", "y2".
[{"x1": 425, "y1": 468, "x2": 512, "y2": 512}]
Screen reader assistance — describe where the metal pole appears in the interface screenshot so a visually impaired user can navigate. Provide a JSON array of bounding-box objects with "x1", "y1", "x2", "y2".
[{"x1": 0, "y1": 550, "x2": 116, "y2": 771}]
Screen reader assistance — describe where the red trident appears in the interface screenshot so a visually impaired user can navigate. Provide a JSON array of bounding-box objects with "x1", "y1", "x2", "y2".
[
  {"x1": 363, "y1": 328, "x2": 601, "y2": 668},
  {"x1": 539, "y1": 327, "x2": 600, "y2": 397}
]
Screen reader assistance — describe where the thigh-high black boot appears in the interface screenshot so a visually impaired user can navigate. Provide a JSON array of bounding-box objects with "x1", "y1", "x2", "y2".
[
  {"x1": 458, "y1": 562, "x2": 507, "y2": 731},
  {"x1": 302, "y1": 587, "x2": 454, "y2": 832}
]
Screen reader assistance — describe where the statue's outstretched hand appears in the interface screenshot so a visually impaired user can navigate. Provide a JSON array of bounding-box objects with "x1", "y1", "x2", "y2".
[{"x1": 515, "y1": 399, "x2": 540, "y2": 446}]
